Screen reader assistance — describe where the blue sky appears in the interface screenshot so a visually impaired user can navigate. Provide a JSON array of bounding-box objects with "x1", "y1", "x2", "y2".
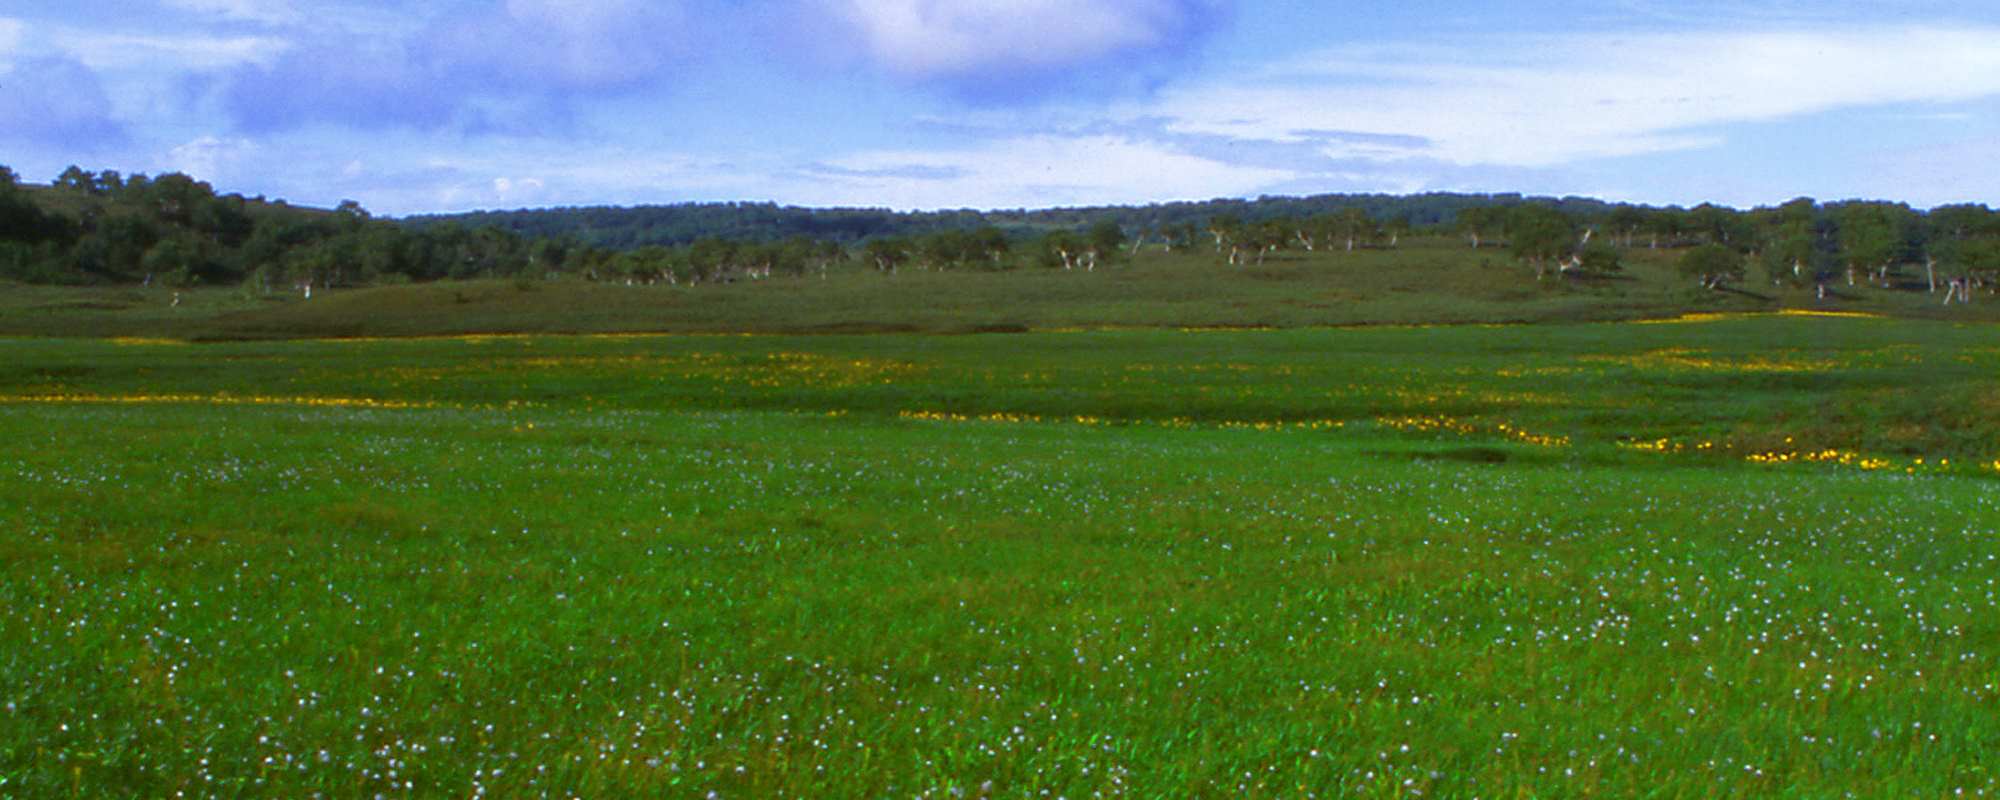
[{"x1": 4, "y1": 0, "x2": 1999, "y2": 215}]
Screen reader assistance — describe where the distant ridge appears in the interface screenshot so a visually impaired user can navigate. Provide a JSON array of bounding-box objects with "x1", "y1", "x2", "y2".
[{"x1": 402, "y1": 193, "x2": 1623, "y2": 249}]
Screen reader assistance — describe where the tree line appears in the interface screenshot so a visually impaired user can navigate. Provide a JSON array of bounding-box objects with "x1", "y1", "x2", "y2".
[
  {"x1": 0, "y1": 165, "x2": 866, "y2": 292},
  {"x1": 5, "y1": 163, "x2": 1999, "y2": 302},
  {"x1": 407, "y1": 193, "x2": 1602, "y2": 250}
]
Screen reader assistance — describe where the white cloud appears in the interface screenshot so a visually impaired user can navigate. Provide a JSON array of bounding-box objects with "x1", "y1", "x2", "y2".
[
  {"x1": 1147, "y1": 25, "x2": 2000, "y2": 168},
  {"x1": 0, "y1": 18, "x2": 24, "y2": 73},
  {"x1": 167, "y1": 136, "x2": 259, "y2": 184},
  {"x1": 161, "y1": 0, "x2": 300, "y2": 26},
  {"x1": 53, "y1": 29, "x2": 291, "y2": 71},
  {"x1": 490, "y1": 176, "x2": 548, "y2": 204},
  {"x1": 816, "y1": 0, "x2": 1219, "y2": 79}
]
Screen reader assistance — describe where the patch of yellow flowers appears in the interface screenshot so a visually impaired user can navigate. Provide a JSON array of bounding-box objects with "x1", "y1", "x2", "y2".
[
  {"x1": 1585, "y1": 347, "x2": 1836, "y2": 374},
  {"x1": 1637, "y1": 309, "x2": 1885, "y2": 325},
  {"x1": 1377, "y1": 415, "x2": 1570, "y2": 447},
  {"x1": 897, "y1": 409, "x2": 1347, "y2": 433},
  {"x1": 1745, "y1": 448, "x2": 1897, "y2": 471},
  {"x1": 0, "y1": 392, "x2": 438, "y2": 410}
]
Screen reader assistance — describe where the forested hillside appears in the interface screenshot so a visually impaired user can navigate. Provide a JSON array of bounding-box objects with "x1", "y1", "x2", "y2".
[{"x1": 405, "y1": 193, "x2": 1615, "y2": 249}]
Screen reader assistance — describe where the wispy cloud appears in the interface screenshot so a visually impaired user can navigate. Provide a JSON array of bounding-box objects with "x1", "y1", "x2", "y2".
[
  {"x1": 1149, "y1": 25, "x2": 2000, "y2": 167},
  {"x1": 797, "y1": 134, "x2": 1293, "y2": 209},
  {"x1": 161, "y1": 0, "x2": 302, "y2": 26},
  {"x1": 51, "y1": 29, "x2": 291, "y2": 72}
]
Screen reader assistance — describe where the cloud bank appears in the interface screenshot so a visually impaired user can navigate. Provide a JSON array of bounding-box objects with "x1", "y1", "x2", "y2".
[
  {"x1": 214, "y1": 0, "x2": 1234, "y2": 132},
  {"x1": 1151, "y1": 25, "x2": 2000, "y2": 168},
  {"x1": 810, "y1": 0, "x2": 1231, "y2": 98},
  {"x1": 22, "y1": 3, "x2": 2000, "y2": 214},
  {"x1": 220, "y1": 0, "x2": 695, "y2": 132},
  {"x1": 0, "y1": 56, "x2": 129, "y2": 150}
]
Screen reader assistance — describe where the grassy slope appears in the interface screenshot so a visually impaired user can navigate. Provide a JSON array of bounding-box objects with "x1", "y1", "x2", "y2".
[
  {"x1": 2, "y1": 319, "x2": 1997, "y2": 797},
  {"x1": 5, "y1": 238, "x2": 1996, "y2": 339}
]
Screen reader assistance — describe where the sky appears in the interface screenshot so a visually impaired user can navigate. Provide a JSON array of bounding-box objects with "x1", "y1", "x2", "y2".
[{"x1": 4, "y1": 0, "x2": 2000, "y2": 216}]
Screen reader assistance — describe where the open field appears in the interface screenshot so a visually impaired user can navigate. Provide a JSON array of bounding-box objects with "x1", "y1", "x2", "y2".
[
  {"x1": 5, "y1": 240, "x2": 1997, "y2": 340},
  {"x1": 3, "y1": 315, "x2": 1999, "y2": 796}
]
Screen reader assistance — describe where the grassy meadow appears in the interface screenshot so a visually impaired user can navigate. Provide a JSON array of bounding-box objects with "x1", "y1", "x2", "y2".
[
  {"x1": 4, "y1": 238, "x2": 1997, "y2": 340},
  {"x1": 3, "y1": 314, "x2": 1999, "y2": 797}
]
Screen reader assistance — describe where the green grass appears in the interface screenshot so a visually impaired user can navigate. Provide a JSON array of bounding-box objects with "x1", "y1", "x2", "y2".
[
  {"x1": 3, "y1": 317, "x2": 1998, "y2": 796},
  {"x1": 4, "y1": 239, "x2": 1995, "y2": 339}
]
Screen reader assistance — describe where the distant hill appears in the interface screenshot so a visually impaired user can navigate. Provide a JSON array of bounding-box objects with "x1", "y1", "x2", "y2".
[{"x1": 403, "y1": 193, "x2": 1624, "y2": 249}]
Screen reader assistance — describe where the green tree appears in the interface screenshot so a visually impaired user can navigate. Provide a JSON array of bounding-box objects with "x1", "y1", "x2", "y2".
[
  {"x1": 863, "y1": 237, "x2": 908, "y2": 274},
  {"x1": 1084, "y1": 221, "x2": 1126, "y2": 271},
  {"x1": 1334, "y1": 207, "x2": 1372, "y2": 252},
  {"x1": 1036, "y1": 230, "x2": 1085, "y2": 271},
  {"x1": 1381, "y1": 216, "x2": 1412, "y2": 248},
  {"x1": 1606, "y1": 206, "x2": 1648, "y2": 247},
  {"x1": 1243, "y1": 220, "x2": 1289, "y2": 265},
  {"x1": 77, "y1": 212, "x2": 160, "y2": 281},
  {"x1": 1686, "y1": 203, "x2": 1745, "y2": 245},
  {"x1": 1925, "y1": 204, "x2": 1996, "y2": 294},
  {"x1": 0, "y1": 167, "x2": 59, "y2": 244},
  {"x1": 1575, "y1": 241, "x2": 1623, "y2": 275},
  {"x1": 1678, "y1": 243, "x2": 1745, "y2": 290},
  {"x1": 1506, "y1": 205, "x2": 1575, "y2": 279},
  {"x1": 1206, "y1": 214, "x2": 1243, "y2": 263},
  {"x1": 1456, "y1": 206, "x2": 1504, "y2": 249},
  {"x1": 917, "y1": 230, "x2": 972, "y2": 271},
  {"x1": 142, "y1": 233, "x2": 223, "y2": 287},
  {"x1": 54, "y1": 165, "x2": 98, "y2": 193},
  {"x1": 1830, "y1": 202, "x2": 1916, "y2": 287},
  {"x1": 969, "y1": 227, "x2": 1010, "y2": 268},
  {"x1": 1758, "y1": 232, "x2": 1819, "y2": 288},
  {"x1": 1642, "y1": 208, "x2": 1688, "y2": 249}
]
